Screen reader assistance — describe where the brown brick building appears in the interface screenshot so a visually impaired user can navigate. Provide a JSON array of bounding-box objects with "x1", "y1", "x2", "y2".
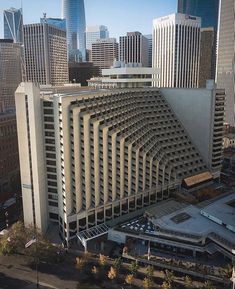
[{"x1": 0, "y1": 111, "x2": 20, "y2": 203}]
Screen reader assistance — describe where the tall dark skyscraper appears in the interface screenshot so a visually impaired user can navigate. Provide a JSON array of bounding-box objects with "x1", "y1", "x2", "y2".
[
  {"x1": 62, "y1": 0, "x2": 86, "y2": 62},
  {"x1": 177, "y1": 0, "x2": 219, "y2": 30},
  {"x1": 4, "y1": 7, "x2": 23, "y2": 43}
]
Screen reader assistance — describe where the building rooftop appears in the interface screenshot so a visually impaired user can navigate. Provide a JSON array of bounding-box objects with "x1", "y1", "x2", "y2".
[
  {"x1": 201, "y1": 193, "x2": 235, "y2": 232},
  {"x1": 116, "y1": 193, "x2": 235, "y2": 254}
]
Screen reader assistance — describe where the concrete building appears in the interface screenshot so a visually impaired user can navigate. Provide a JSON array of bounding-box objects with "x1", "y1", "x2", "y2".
[
  {"x1": 0, "y1": 39, "x2": 22, "y2": 110},
  {"x1": 23, "y1": 23, "x2": 69, "y2": 86},
  {"x1": 15, "y1": 82, "x2": 224, "y2": 240},
  {"x1": 4, "y1": 7, "x2": 23, "y2": 43},
  {"x1": 86, "y1": 25, "x2": 109, "y2": 50},
  {"x1": 216, "y1": 0, "x2": 235, "y2": 125},
  {"x1": 91, "y1": 38, "x2": 118, "y2": 73},
  {"x1": 88, "y1": 61, "x2": 159, "y2": 89},
  {"x1": 161, "y1": 81, "x2": 225, "y2": 178},
  {"x1": 62, "y1": 0, "x2": 86, "y2": 62},
  {"x1": 119, "y1": 32, "x2": 148, "y2": 67},
  {"x1": 153, "y1": 13, "x2": 201, "y2": 88},
  {"x1": 199, "y1": 28, "x2": 215, "y2": 88}
]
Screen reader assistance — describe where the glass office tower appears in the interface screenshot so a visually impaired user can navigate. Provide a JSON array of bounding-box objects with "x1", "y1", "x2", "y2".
[
  {"x1": 178, "y1": 0, "x2": 219, "y2": 30},
  {"x1": 62, "y1": 0, "x2": 86, "y2": 62},
  {"x1": 4, "y1": 7, "x2": 23, "y2": 43},
  {"x1": 40, "y1": 17, "x2": 66, "y2": 31}
]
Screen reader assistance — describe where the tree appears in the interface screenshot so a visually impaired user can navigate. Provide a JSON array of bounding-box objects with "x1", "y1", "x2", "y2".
[
  {"x1": 91, "y1": 265, "x2": 98, "y2": 275},
  {"x1": 220, "y1": 263, "x2": 233, "y2": 278},
  {"x1": 75, "y1": 257, "x2": 85, "y2": 270},
  {"x1": 130, "y1": 261, "x2": 139, "y2": 276},
  {"x1": 161, "y1": 281, "x2": 171, "y2": 289},
  {"x1": 142, "y1": 277, "x2": 152, "y2": 289},
  {"x1": 164, "y1": 270, "x2": 174, "y2": 285},
  {"x1": 107, "y1": 266, "x2": 117, "y2": 281},
  {"x1": 202, "y1": 281, "x2": 215, "y2": 289},
  {"x1": 99, "y1": 254, "x2": 107, "y2": 266},
  {"x1": 125, "y1": 274, "x2": 134, "y2": 287},
  {"x1": 113, "y1": 257, "x2": 123, "y2": 273},
  {"x1": 91, "y1": 265, "x2": 99, "y2": 280},
  {"x1": 0, "y1": 221, "x2": 60, "y2": 263},
  {"x1": 146, "y1": 265, "x2": 154, "y2": 279},
  {"x1": 184, "y1": 275, "x2": 193, "y2": 288}
]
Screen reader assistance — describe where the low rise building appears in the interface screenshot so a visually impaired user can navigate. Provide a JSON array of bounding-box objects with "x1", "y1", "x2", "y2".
[
  {"x1": 109, "y1": 194, "x2": 235, "y2": 261},
  {"x1": 88, "y1": 61, "x2": 159, "y2": 89}
]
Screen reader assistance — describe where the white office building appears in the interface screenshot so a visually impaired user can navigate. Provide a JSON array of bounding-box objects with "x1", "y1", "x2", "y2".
[{"x1": 153, "y1": 13, "x2": 201, "y2": 88}]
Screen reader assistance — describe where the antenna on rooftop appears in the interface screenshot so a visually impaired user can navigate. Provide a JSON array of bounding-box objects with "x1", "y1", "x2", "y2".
[{"x1": 43, "y1": 13, "x2": 47, "y2": 23}]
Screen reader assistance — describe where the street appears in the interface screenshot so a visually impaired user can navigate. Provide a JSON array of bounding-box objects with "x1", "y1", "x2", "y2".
[{"x1": 0, "y1": 254, "x2": 79, "y2": 289}]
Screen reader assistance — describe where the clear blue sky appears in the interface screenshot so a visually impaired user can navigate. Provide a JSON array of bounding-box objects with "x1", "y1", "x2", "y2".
[{"x1": 0, "y1": 0, "x2": 177, "y2": 38}]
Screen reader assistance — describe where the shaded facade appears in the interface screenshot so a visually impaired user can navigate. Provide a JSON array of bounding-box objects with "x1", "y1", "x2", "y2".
[
  {"x1": 69, "y1": 62, "x2": 99, "y2": 86},
  {"x1": 0, "y1": 111, "x2": 20, "y2": 203},
  {"x1": 4, "y1": 7, "x2": 23, "y2": 43},
  {"x1": 0, "y1": 39, "x2": 22, "y2": 109},
  {"x1": 216, "y1": 0, "x2": 235, "y2": 125},
  {"x1": 62, "y1": 0, "x2": 86, "y2": 62},
  {"x1": 144, "y1": 34, "x2": 153, "y2": 68},
  {"x1": 23, "y1": 23, "x2": 68, "y2": 86}
]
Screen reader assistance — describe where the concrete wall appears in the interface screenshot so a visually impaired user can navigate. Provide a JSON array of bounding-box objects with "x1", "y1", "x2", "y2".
[
  {"x1": 15, "y1": 82, "x2": 48, "y2": 233},
  {"x1": 161, "y1": 88, "x2": 213, "y2": 168}
]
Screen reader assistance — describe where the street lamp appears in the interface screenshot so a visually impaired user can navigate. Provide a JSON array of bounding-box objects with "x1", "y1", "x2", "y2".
[{"x1": 5, "y1": 211, "x2": 9, "y2": 229}]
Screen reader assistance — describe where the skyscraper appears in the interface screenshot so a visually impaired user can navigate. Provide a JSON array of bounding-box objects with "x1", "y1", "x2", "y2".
[
  {"x1": 4, "y1": 7, "x2": 23, "y2": 43},
  {"x1": 216, "y1": 0, "x2": 235, "y2": 125},
  {"x1": 178, "y1": 0, "x2": 219, "y2": 30},
  {"x1": 86, "y1": 25, "x2": 109, "y2": 50},
  {"x1": 15, "y1": 82, "x2": 223, "y2": 240},
  {"x1": 178, "y1": 0, "x2": 220, "y2": 82},
  {"x1": 0, "y1": 39, "x2": 22, "y2": 109},
  {"x1": 91, "y1": 38, "x2": 118, "y2": 73},
  {"x1": 62, "y1": 0, "x2": 86, "y2": 62},
  {"x1": 153, "y1": 13, "x2": 201, "y2": 88},
  {"x1": 119, "y1": 32, "x2": 149, "y2": 67},
  {"x1": 23, "y1": 23, "x2": 69, "y2": 86}
]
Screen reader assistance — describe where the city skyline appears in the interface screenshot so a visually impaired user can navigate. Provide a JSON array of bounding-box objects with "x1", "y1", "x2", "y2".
[{"x1": 0, "y1": 0, "x2": 177, "y2": 39}]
